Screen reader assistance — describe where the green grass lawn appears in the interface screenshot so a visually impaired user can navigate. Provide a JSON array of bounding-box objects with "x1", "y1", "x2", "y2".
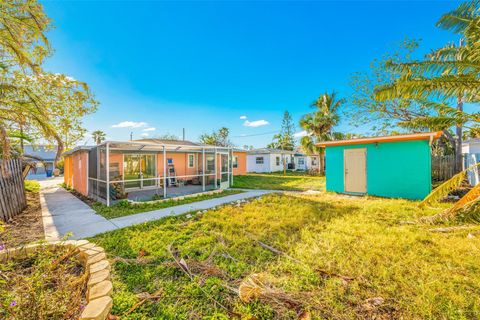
[
  {"x1": 233, "y1": 172, "x2": 325, "y2": 191},
  {"x1": 90, "y1": 191, "x2": 480, "y2": 319},
  {"x1": 93, "y1": 189, "x2": 243, "y2": 219}
]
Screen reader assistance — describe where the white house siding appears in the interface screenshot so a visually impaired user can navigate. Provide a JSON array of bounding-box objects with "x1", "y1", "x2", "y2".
[
  {"x1": 270, "y1": 153, "x2": 292, "y2": 172},
  {"x1": 462, "y1": 141, "x2": 480, "y2": 154},
  {"x1": 295, "y1": 156, "x2": 307, "y2": 170},
  {"x1": 247, "y1": 153, "x2": 295, "y2": 173},
  {"x1": 463, "y1": 140, "x2": 480, "y2": 186},
  {"x1": 247, "y1": 154, "x2": 271, "y2": 173},
  {"x1": 307, "y1": 156, "x2": 319, "y2": 171}
]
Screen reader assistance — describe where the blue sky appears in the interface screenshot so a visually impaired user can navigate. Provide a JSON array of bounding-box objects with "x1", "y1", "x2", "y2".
[{"x1": 42, "y1": 1, "x2": 461, "y2": 148}]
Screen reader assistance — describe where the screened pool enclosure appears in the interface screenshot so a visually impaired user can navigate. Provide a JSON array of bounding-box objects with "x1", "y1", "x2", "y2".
[{"x1": 87, "y1": 141, "x2": 235, "y2": 206}]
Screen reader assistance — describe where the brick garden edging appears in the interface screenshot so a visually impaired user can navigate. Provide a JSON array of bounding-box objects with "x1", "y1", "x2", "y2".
[{"x1": 0, "y1": 240, "x2": 113, "y2": 320}]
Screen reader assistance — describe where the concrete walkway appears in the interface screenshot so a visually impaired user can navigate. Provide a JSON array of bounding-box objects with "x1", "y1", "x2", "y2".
[
  {"x1": 41, "y1": 184, "x2": 273, "y2": 240},
  {"x1": 41, "y1": 187, "x2": 117, "y2": 241},
  {"x1": 110, "y1": 190, "x2": 272, "y2": 228}
]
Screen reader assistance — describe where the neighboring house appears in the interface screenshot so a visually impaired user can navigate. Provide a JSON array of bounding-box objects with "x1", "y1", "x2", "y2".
[
  {"x1": 247, "y1": 148, "x2": 319, "y2": 173},
  {"x1": 293, "y1": 147, "x2": 320, "y2": 172},
  {"x1": 462, "y1": 138, "x2": 480, "y2": 186},
  {"x1": 317, "y1": 132, "x2": 442, "y2": 200},
  {"x1": 24, "y1": 145, "x2": 56, "y2": 177},
  {"x1": 63, "y1": 139, "x2": 247, "y2": 205},
  {"x1": 247, "y1": 148, "x2": 295, "y2": 173}
]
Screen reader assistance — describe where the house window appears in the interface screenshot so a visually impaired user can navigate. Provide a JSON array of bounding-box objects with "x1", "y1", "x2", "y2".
[
  {"x1": 298, "y1": 158, "x2": 305, "y2": 165},
  {"x1": 311, "y1": 157, "x2": 318, "y2": 166},
  {"x1": 233, "y1": 156, "x2": 239, "y2": 168},
  {"x1": 188, "y1": 154, "x2": 195, "y2": 168},
  {"x1": 207, "y1": 155, "x2": 215, "y2": 171},
  {"x1": 256, "y1": 157, "x2": 264, "y2": 164},
  {"x1": 276, "y1": 156, "x2": 280, "y2": 166}
]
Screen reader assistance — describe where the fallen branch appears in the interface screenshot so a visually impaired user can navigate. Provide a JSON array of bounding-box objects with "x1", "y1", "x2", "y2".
[
  {"x1": 122, "y1": 289, "x2": 163, "y2": 316},
  {"x1": 429, "y1": 225, "x2": 474, "y2": 233},
  {"x1": 167, "y1": 242, "x2": 241, "y2": 318}
]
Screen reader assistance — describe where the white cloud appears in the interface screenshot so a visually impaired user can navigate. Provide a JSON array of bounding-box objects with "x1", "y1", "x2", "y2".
[
  {"x1": 240, "y1": 115, "x2": 247, "y2": 120},
  {"x1": 294, "y1": 130, "x2": 308, "y2": 138},
  {"x1": 142, "y1": 127, "x2": 156, "y2": 132},
  {"x1": 243, "y1": 120, "x2": 269, "y2": 127},
  {"x1": 140, "y1": 133, "x2": 149, "y2": 137},
  {"x1": 112, "y1": 121, "x2": 147, "y2": 128}
]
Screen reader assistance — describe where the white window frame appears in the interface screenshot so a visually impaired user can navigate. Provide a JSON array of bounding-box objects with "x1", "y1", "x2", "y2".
[
  {"x1": 256, "y1": 157, "x2": 264, "y2": 164},
  {"x1": 276, "y1": 156, "x2": 280, "y2": 166},
  {"x1": 188, "y1": 153, "x2": 195, "y2": 168},
  {"x1": 233, "y1": 156, "x2": 239, "y2": 168},
  {"x1": 298, "y1": 157, "x2": 305, "y2": 166}
]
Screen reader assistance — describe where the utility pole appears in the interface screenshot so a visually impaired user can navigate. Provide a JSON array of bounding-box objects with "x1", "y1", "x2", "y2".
[
  {"x1": 130, "y1": 132, "x2": 133, "y2": 141},
  {"x1": 183, "y1": 128, "x2": 185, "y2": 141}
]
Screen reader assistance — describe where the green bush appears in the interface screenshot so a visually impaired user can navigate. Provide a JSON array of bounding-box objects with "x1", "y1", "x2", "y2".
[{"x1": 24, "y1": 180, "x2": 40, "y2": 193}]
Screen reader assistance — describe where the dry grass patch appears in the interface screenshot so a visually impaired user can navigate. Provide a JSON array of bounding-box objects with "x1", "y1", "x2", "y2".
[
  {"x1": 0, "y1": 180, "x2": 44, "y2": 248},
  {"x1": 0, "y1": 245, "x2": 87, "y2": 319},
  {"x1": 90, "y1": 192, "x2": 480, "y2": 319}
]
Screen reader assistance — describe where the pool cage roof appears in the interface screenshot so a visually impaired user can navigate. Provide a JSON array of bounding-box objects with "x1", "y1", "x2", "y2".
[{"x1": 100, "y1": 140, "x2": 233, "y2": 152}]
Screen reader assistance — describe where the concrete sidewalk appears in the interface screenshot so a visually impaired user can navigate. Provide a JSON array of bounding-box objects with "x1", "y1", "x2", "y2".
[
  {"x1": 41, "y1": 186, "x2": 273, "y2": 240},
  {"x1": 41, "y1": 187, "x2": 118, "y2": 240}
]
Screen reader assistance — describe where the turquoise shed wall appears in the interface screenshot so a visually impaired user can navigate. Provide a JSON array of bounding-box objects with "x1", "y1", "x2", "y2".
[{"x1": 325, "y1": 140, "x2": 432, "y2": 200}]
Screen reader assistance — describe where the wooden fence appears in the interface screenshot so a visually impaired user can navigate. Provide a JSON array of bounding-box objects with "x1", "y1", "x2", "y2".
[
  {"x1": 0, "y1": 159, "x2": 26, "y2": 221},
  {"x1": 432, "y1": 155, "x2": 455, "y2": 182}
]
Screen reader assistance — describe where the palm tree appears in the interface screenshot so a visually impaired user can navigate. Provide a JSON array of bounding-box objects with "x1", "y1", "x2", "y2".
[
  {"x1": 91, "y1": 130, "x2": 106, "y2": 145},
  {"x1": 375, "y1": 1, "x2": 480, "y2": 172},
  {"x1": 299, "y1": 92, "x2": 344, "y2": 175}
]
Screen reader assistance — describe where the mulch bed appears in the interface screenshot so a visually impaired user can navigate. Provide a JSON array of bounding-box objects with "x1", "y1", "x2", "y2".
[{"x1": 0, "y1": 191, "x2": 44, "y2": 248}]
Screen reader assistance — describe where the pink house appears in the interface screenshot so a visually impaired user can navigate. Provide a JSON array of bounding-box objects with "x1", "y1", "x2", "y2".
[{"x1": 64, "y1": 139, "x2": 247, "y2": 206}]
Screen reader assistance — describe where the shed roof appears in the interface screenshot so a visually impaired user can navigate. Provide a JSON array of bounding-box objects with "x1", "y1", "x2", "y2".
[
  {"x1": 316, "y1": 131, "x2": 443, "y2": 147},
  {"x1": 63, "y1": 146, "x2": 94, "y2": 156}
]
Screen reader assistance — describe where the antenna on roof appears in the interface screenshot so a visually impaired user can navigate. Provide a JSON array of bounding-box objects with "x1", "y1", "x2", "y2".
[{"x1": 130, "y1": 132, "x2": 133, "y2": 141}]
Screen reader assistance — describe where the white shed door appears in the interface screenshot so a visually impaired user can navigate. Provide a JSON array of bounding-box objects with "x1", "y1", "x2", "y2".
[{"x1": 344, "y1": 148, "x2": 366, "y2": 193}]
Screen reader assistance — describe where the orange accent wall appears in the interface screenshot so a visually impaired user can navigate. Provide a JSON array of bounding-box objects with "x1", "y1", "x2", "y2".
[
  {"x1": 157, "y1": 152, "x2": 199, "y2": 177},
  {"x1": 64, "y1": 155, "x2": 74, "y2": 187},
  {"x1": 72, "y1": 151, "x2": 88, "y2": 196},
  {"x1": 233, "y1": 151, "x2": 246, "y2": 176},
  {"x1": 109, "y1": 153, "x2": 124, "y2": 176}
]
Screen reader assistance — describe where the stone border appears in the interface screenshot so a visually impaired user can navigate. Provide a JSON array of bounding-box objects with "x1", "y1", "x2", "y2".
[
  {"x1": 129, "y1": 188, "x2": 225, "y2": 205},
  {"x1": 0, "y1": 240, "x2": 113, "y2": 320}
]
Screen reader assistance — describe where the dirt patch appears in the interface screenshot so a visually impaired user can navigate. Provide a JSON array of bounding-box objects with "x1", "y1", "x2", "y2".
[{"x1": 0, "y1": 191, "x2": 44, "y2": 247}]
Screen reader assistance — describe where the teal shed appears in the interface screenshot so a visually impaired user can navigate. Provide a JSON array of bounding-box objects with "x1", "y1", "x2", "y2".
[{"x1": 317, "y1": 132, "x2": 443, "y2": 200}]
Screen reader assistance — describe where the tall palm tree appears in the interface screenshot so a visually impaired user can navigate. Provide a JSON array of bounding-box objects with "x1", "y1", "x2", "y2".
[
  {"x1": 299, "y1": 92, "x2": 344, "y2": 174},
  {"x1": 91, "y1": 130, "x2": 106, "y2": 145}
]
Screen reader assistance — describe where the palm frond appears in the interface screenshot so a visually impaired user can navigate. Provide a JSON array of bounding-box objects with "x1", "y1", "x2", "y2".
[
  {"x1": 375, "y1": 75, "x2": 480, "y2": 101},
  {"x1": 398, "y1": 116, "x2": 456, "y2": 131},
  {"x1": 420, "y1": 162, "x2": 480, "y2": 208},
  {"x1": 419, "y1": 170, "x2": 467, "y2": 207},
  {"x1": 385, "y1": 59, "x2": 480, "y2": 77},
  {"x1": 422, "y1": 182, "x2": 480, "y2": 223},
  {"x1": 436, "y1": 0, "x2": 479, "y2": 33},
  {"x1": 447, "y1": 183, "x2": 480, "y2": 215}
]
